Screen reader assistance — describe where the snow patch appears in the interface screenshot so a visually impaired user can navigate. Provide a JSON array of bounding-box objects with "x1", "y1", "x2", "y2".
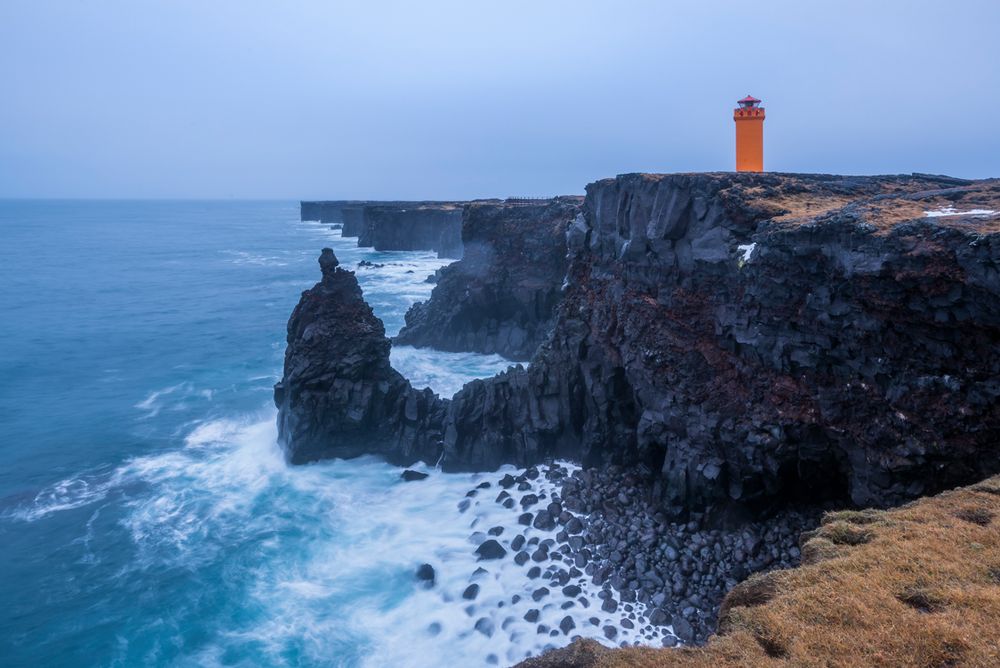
[
  {"x1": 737, "y1": 242, "x2": 757, "y2": 264},
  {"x1": 924, "y1": 207, "x2": 997, "y2": 218}
]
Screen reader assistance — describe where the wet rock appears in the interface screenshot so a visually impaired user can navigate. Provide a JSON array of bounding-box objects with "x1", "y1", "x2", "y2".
[
  {"x1": 562, "y1": 585, "x2": 581, "y2": 597},
  {"x1": 649, "y1": 608, "x2": 670, "y2": 626},
  {"x1": 532, "y1": 511, "x2": 556, "y2": 531},
  {"x1": 474, "y1": 617, "x2": 494, "y2": 637},
  {"x1": 463, "y1": 584, "x2": 480, "y2": 600},
  {"x1": 559, "y1": 616, "x2": 576, "y2": 635},
  {"x1": 401, "y1": 470, "x2": 429, "y2": 482},
  {"x1": 415, "y1": 563, "x2": 435, "y2": 585},
  {"x1": 475, "y1": 540, "x2": 507, "y2": 560},
  {"x1": 672, "y1": 617, "x2": 694, "y2": 643}
]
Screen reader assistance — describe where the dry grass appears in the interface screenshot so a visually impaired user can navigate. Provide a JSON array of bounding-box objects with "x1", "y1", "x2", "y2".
[
  {"x1": 744, "y1": 178, "x2": 1000, "y2": 233},
  {"x1": 518, "y1": 474, "x2": 1000, "y2": 668}
]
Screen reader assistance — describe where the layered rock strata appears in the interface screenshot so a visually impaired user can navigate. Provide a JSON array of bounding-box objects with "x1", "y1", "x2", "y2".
[{"x1": 396, "y1": 197, "x2": 583, "y2": 360}]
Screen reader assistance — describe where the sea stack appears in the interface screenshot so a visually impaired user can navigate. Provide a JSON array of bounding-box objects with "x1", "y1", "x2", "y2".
[{"x1": 273, "y1": 248, "x2": 446, "y2": 465}]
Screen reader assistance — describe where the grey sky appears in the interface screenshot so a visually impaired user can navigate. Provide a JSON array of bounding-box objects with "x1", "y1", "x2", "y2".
[{"x1": 1, "y1": 0, "x2": 997, "y2": 199}]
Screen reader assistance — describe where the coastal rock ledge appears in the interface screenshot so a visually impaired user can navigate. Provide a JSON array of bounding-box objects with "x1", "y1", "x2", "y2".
[{"x1": 277, "y1": 172, "x2": 1000, "y2": 523}]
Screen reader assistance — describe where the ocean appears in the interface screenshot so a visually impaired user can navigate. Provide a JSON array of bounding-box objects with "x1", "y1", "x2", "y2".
[{"x1": 0, "y1": 201, "x2": 657, "y2": 667}]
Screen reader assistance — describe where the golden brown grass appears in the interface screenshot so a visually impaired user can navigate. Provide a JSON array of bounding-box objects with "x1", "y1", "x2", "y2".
[{"x1": 517, "y1": 474, "x2": 1000, "y2": 668}]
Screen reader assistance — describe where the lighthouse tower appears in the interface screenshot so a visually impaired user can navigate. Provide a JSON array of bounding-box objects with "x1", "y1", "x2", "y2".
[{"x1": 734, "y1": 95, "x2": 765, "y2": 172}]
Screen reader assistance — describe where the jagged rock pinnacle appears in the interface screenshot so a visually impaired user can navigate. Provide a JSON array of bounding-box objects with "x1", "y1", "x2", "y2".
[{"x1": 318, "y1": 247, "x2": 339, "y2": 278}]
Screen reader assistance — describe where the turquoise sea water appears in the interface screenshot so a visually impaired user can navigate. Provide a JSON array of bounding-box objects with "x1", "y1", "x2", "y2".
[
  {"x1": 0, "y1": 201, "x2": 524, "y2": 666},
  {"x1": 0, "y1": 201, "x2": 670, "y2": 667}
]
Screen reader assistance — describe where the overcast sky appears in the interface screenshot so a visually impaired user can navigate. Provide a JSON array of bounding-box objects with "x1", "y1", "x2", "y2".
[{"x1": 1, "y1": 1, "x2": 997, "y2": 199}]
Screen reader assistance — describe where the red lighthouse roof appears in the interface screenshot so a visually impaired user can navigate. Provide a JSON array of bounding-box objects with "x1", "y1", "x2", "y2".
[{"x1": 738, "y1": 95, "x2": 761, "y2": 104}]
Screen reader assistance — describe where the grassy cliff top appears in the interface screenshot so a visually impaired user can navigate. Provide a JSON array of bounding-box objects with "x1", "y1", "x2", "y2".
[
  {"x1": 591, "y1": 172, "x2": 1000, "y2": 235},
  {"x1": 518, "y1": 474, "x2": 1000, "y2": 667}
]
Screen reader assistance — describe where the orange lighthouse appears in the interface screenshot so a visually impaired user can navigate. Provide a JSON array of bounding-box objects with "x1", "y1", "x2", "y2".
[{"x1": 734, "y1": 95, "x2": 765, "y2": 172}]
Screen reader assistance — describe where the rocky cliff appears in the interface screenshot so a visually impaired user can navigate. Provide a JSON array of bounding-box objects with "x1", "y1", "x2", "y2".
[
  {"x1": 302, "y1": 200, "x2": 470, "y2": 258},
  {"x1": 273, "y1": 248, "x2": 446, "y2": 465},
  {"x1": 395, "y1": 197, "x2": 583, "y2": 360},
  {"x1": 358, "y1": 203, "x2": 465, "y2": 258},
  {"x1": 340, "y1": 205, "x2": 367, "y2": 236},
  {"x1": 279, "y1": 173, "x2": 1000, "y2": 522},
  {"x1": 300, "y1": 200, "x2": 344, "y2": 223}
]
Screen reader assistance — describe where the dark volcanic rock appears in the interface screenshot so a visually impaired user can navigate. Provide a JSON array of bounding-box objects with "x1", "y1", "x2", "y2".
[
  {"x1": 305, "y1": 200, "x2": 476, "y2": 259},
  {"x1": 273, "y1": 249, "x2": 447, "y2": 465},
  {"x1": 396, "y1": 197, "x2": 583, "y2": 361},
  {"x1": 475, "y1": 539, "x2": 507, "y2": 561},
  {"x1": 341, "y1": 206, "x2": 367, "y2": 237},
  {"x1": 401, "y1": 470, "x2": 429, "y2": 482},
  {"x1": 283, "y1": 175, "x2": 1000, "y2": 521},
  {"x1": 359, "y1": 203, "x2": 466, "y2": 259},
  {"x1": 415, "y1": 563, "x2": 435, "y2": 585},
  {"x1": 559, "y1": 615, "x2": 576, "y2": 635}
]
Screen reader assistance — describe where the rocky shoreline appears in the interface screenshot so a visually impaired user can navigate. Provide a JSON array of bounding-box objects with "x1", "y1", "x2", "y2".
[
  {"x1": 552, "y1": 465, "x2": 817, "y2": 645},
  {"x1": 412, "y1": 459, "x2": 816, "y2": 664},
  {"x1": 288, "y1": 172, "x2": 1000, "y2": 661},
  {"x1": 516, "y1": 473, "x2": 1000, "y2": 667}
]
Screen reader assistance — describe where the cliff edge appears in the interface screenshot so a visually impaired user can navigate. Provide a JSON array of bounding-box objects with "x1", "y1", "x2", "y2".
[
  {"x1": 278, "y1": 173, "x2": 1000, "y2": 521},
  {"x1": 396, "y1": 197, "x2": 583, "y2": 360}
]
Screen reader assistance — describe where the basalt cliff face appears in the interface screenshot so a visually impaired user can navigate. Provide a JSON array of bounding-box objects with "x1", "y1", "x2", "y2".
[
  {"x1": 302, "y1": 200, "x2": 470, "y2": 258},
  {"x1": 396, "y1": 197, "x2": 583, "y2": 360},
  {"x1": 278, "y1": 173, "x2": 1000, "y2": 522},
  {"x1": 358, "y1": 203, "x2": 465, "y2": 258}
]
